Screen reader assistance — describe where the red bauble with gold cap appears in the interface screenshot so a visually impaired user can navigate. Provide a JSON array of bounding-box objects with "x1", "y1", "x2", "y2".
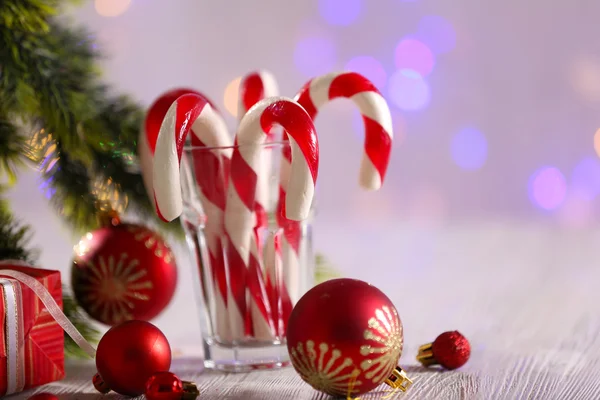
[
  {"x1": 96, "y1": 320, "x2": 172, "y2": 396},
  {"x1": 287, "y1": 278, "x2": 407, "y2": 397},
  {"x1": 71, "y1": 216, "x2": 177, "y2": 325}
]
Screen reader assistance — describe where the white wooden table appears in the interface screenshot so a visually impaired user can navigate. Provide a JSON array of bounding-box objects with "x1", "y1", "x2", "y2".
[{"x1": 16, "y1": 223, "x2": 600, "y2": 399}]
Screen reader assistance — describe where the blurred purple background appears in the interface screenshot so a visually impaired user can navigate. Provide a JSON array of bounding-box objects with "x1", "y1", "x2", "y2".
[{"x1": 8, "y1": 0, "x2": 600, "y2": 349}]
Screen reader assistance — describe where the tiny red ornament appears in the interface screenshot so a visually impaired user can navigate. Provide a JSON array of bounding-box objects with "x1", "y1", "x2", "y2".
[
  {"x1": 287, "y1": 278, "x2": 407, "y2": 397},
  {"x1": 145, "y1": 372, "x2": 183, "y2": 400},
  {"x1": 95, "y1": 320, "x2": 172, "y2": 396},
  {"x1": 27, "y1": 394, "x2": 58, "y2": 400},
  {"x1": 71, "y1": 220, "x2": 177, "y2": 325},
  {"x1": 146, "y1": 372, "x2": 201, "y2": 400},
  {"x1": 417, "y1": 330, "x2": 471, "y2": 370},
  {"x1": 92, "y1": 372, "x2": 111, "y2": 394}
]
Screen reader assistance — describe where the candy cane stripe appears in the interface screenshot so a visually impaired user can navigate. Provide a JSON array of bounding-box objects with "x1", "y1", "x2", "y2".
[
  {"x1": 261, "y1": 102, "x2": 319, "y2": 184},
  {"x1": 239, "y1": 70, "x2": 279, "y2": 118},
  {"x1": 328, "y1": 71, "x2": 380, "y2": 99},
  {"x1": 350, "y1": 91, "x2": 393, "y2": 135}
]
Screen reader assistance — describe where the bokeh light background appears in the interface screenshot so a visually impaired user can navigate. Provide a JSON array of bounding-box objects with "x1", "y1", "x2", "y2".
[{"x1": 8, "y1": 0, "x2": 600, "y2": 347}]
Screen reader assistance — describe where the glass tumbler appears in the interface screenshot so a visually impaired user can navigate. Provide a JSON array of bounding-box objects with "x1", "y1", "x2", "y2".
[{"x1": 180, "y1": 142, "x2": 315, "y2": 371}]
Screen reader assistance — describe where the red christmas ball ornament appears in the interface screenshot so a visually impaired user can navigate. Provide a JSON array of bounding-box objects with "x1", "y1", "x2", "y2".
[
  {"x1": 287, "y1": 278, "x2": 410, "y2": 397},
  {"x1": 93, "y1": 372, "x2": 111, "y2": 394},
  {"x1": 417, "y1": 331, "x2": 471, "y2": 370},
  {"x1": 146, "y1": 372, "x2": 201, "y2": 400},
  {"x1": 139, "y1": 88, "x2": 217, "y2": 200},
  {"x1": 145, "y1": 372, "x2": 183, "y2": 400},
  {"x1": 71, "y1": 221, "x2": 177, "y2": 325},
  {"x1": 96, "y1": 320, "x2": 172, "y2": 396}
]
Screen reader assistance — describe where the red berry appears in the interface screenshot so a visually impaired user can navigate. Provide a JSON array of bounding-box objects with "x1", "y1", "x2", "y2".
[{"x1": 432, "y1": 331, "x2": 470, "y2": 370}]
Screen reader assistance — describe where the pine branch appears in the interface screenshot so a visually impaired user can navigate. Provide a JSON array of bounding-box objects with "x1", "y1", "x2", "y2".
[
  {"x1": 0, "y1": 115, "x2": 28, "y2": 185},
  {"x1": 0, "y1": 197, "x2": 38, "y2": 264},
  {"x1": 315, "y1": 253, "x2": 341, "y2": 283},
  {"x1": 0, "y1": 3, "x2": 182, "y2": 236}
]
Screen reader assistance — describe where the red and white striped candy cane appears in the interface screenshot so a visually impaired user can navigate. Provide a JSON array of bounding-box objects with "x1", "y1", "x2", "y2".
[
  {"x1": 263, "y1": 230, "x2": 293, "y2": 337},
  {"x1": 278, "y1": 72, "x2": 393, "y2": 302},
  {"x1": 238, "y1": 71, "x2": 280, "y2": 336},
  {"x1": 151, "y1": 92, "x2": 232, "y2": 340},
  {"x1": 139, "y1": 88, "x2": 215, "y2": 204},
  {"x1": 238, "y1": 71, "x2": 279, "y2": 242},
  {"x1": 238, "y1": 70, "x2": 279, "y2": 118},
  {"x1": 225, "y1": 96, "x2": 319, "y2": 340}
]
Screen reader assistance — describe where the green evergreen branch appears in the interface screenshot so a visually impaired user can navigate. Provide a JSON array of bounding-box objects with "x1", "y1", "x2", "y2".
[
  {"x1": 0, "y1": 116, "x2": 28, "y2": 185},
  {"x1": 315, "y1": 253, "x2": 341, "y2": 283},
  {"x1": 0, "y1": 2, "x2": 182, "y2": 236},
  {"x1": 0, "y1": 198, "x2": 38, "y2": 264}
]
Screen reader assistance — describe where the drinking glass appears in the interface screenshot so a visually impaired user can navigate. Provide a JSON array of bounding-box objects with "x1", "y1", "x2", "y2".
[{"x1": 180, "y1": 142, "x2": 314, "y2": 371}]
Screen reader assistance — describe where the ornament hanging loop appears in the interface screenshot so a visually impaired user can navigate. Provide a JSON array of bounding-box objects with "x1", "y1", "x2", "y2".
[{"x1": 384, "y1": 366, "x2": 413, "y2": 392}]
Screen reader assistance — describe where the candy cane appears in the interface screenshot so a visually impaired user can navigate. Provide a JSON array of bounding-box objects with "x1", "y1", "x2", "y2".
[
  {"x1": 151, "y1": 92, "x2": 232, "y2": 340},
  {"x1": 225, "y1": 96, "x2": 319, "y2": 340},
  {"x1": 139, "y1": 88, "x2": 216, "y2": 203},
  {"x1": 238, "y1": 71, "x2": 279, "y2": 245},
  {"x1": 263, "y1": 230, "x2": 293, "y2": 336},
  {"x1": 238, "y1": 71, "x2": 280, "y2": 336},
  {"x1": 278, "y1": 72, "x2": 393, "y2": 302},
  {"x1": 238, "y1": 70, "x2": 279, "y2": 118}
]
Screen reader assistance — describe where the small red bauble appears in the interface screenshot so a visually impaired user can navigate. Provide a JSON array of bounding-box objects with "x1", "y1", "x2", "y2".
[
  {"x1": 287, "y1": 278, "x2": 404, "y2": 397},
  {"x1": 96, "y1": 320, "x2": 172, "y2": 396},
  {"x1": 145, "y1": 372, "x2": 184, "y2": 400},
  {"x1": 93, "y1": 372, "x2": 111, "y2": 394},
  {"x1": 417, "y1": 330, "x2": 471, "y2": 370},
  {"x1": 27, "y1": 394, "x2": 58, "y2": 400},
  {"x1": 71, "y1": 222, "x2": 177, "y2": 325}
]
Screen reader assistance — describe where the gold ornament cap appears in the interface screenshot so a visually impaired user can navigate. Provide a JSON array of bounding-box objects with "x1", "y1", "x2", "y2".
[
  {"x1": 182, "y1": 381, "x2": 200, "y2": 399},
  {"x1": 95, "y1": 200, "x2": 121, "y2": 227},
  {"x1": 384, "y1": 366, "x2": 413, "y2": 392},
  {"x1": 416, "y1": 343, "x2": 436, "y2": 366}
]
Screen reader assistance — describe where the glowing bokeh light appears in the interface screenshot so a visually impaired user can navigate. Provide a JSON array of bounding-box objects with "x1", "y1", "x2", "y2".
[
  {"x1": 294, "y1": 37, "x2": 337, "y2": 78},
  {"x1": 394, "y1": 38, "x2": 435, "y2": 77},
  {"x1": 95, "y1": 0, "x2": 131, "y2": 17},
  {"x1": 319, "y1": 0, "x2": 362, "y2": 26},
  {"x1": 571, "y1": 157, "x2": 600, "y2": 200},
  {"x1": 451, "y1": 127, "x2": 488, "y2": 170},
  {"x1": 528, "y1": 166, "x2": 567, "y2": 210},
  {"x1": 388, "y1": 69, "x2": 430, "y2": 111},
  {"x1": 594, "y1": 128, "x2": 600, "y2": 157},
  {"x1": 344, "y1": 56, "x2": 387, "y2": 89},
  {"x1": 569, "y1": 57, "x2": 600, "y2": 103},
  {"x1": 415, "y1": 15, "x2": 456, "y2": 55},
  {"x1": 558, "y1": 188, "x2": 594, "y2": 228},
  {"x1": 223, "y1": 77, "x2": 242, "y2": 118}
]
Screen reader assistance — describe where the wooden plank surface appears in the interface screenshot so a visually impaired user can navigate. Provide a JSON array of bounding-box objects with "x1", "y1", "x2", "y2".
[{"x1": 15, "y1": 224, "x2": 600, "y2": 399}]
